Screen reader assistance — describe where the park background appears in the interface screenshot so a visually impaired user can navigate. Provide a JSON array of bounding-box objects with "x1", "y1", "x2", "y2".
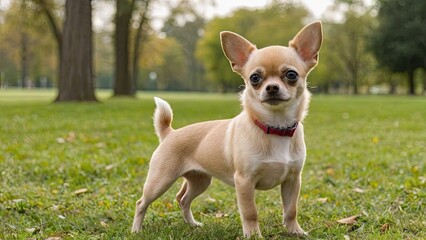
[
  {"x1": 0, "y1": 0, "x2": 425, "y2": 239},
  {"x1": 0, "y1": 0, "x2": 425, "y2": 97}
]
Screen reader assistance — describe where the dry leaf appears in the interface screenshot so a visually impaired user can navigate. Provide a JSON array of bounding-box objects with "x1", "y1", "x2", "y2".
[
  {"x1": 105, "y1": 164, "x2": 115, "y2": 170},
  {"x1": 100, "y1": 221, "x2": 109, "y2": 228},
  {"x1": 337, "y1": 215, "x2": 359, "y2": 225},
  {"x1": 353, "y1": 187, "x2": 365, "y2": 193},
  {"x1": 326, "y1": 167, "x2": 335, "y2": 176},
  {"x1": 214, "y1": 212, "x2": 228, "y2": 218},
  {"x1": 25, "y1": 228, "x2": 37, "y2": 233},
  {"x1": 380, "y1": 223, "x2": 390, "y2": 233},
  {"x1": 73, "y1": 188, "x2": 88, "y2": 195},
  {"x1": 66, "y1": 132, "x2": 76, "y2": 142},
  {"x1": 317, "y1": 198, "x2": 328, "y2": 203},
  {"x1": 206, "y1": 197, "x2": 217, "y2": 203}
]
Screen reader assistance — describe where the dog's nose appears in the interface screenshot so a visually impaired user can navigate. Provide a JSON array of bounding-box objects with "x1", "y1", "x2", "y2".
[{"x1": 266, "y1": 84, "x2": 280, "y2": 95}]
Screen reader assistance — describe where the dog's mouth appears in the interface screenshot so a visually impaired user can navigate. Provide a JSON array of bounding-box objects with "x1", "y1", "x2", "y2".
[{"x1": 262, "y1": 97, "x2": 290, "y2": 105}]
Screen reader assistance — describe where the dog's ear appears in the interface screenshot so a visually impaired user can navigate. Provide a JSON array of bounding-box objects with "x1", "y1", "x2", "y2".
[
  {"x1": 220, "y1": 31, "x2": 256, "y2": 73},
  {"x1": 289, "y1": 21, "x2": 323, "y2": 69}
]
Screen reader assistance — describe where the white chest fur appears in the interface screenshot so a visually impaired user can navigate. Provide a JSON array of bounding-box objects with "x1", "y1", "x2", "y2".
[
  {"x1": 230, "y1": 120, "x2": 306, "y2": 190},
  {"x1": 253, "y1": 136, "x2": 306, "y2": 190}
]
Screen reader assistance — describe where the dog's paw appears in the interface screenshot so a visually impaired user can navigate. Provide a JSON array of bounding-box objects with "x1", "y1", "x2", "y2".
[
  {"x1": 284, "y1": 221, "x2": 307, "y2": 236},
  {"x1": 243, "y1": 223, "x2": 262, "y2": 238},
  {"x1": 188, "y1": 220, "x2": 203, "y2": 227}
]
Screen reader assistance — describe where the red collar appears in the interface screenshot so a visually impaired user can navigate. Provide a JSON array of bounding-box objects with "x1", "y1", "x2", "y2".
[{"x1": 254, "y1": 119, "x2": 298, "y2": 137}]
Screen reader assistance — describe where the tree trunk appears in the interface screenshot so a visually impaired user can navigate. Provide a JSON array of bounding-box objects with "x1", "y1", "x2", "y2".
[
  {"x1": 20, "y1": 0, "x2": 28, "y2": 88},
  {"x1": 21, "y1": 31, "x2": 28, "y2": 88},
  {"x1": 132, "y1": 0, "x2": 150, "y2": 95},
  {"x1": 423, "y1": 70, "x2": 426, "y2": 95},
  {"x1": 407, "y1": 69, "x2": 415, "y2": 95},
  {"x1": 113, "y1": 0, "x2": 134, "y2": 97},
  {"x1": 55, "y1": 0, "x2": 97, "y2": 102}
]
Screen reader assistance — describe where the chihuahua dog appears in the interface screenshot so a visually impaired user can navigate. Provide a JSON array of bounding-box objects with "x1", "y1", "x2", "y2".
[{"x1": 132, "y1": 22, "x2": 322, "y2": 238}]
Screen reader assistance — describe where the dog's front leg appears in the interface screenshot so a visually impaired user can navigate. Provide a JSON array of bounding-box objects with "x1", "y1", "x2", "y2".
[
  {"x1": 281, "y1": 173, "x2": 307, "y2": 236},
  {"x1": 235, "y1": 172, "x2": 261, "y2": 238}
]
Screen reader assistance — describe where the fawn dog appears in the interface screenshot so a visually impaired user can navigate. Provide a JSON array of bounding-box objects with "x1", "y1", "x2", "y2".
[{"x1": 132, "y1": 21, "x2": 323, "y2": 238}]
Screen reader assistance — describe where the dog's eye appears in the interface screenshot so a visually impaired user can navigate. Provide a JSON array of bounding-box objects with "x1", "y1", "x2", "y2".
[
  {"x1": 250, "y1": 74, "x2": 262, "y2": 84},
  {"x1": 285, "y1": 70, "x2": 298, "y2": 82}
]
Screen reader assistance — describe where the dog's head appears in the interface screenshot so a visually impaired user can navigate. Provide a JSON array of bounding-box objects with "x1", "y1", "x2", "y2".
[{"x1": 220, "y1": 22, "x2": 322, "y2": 119}]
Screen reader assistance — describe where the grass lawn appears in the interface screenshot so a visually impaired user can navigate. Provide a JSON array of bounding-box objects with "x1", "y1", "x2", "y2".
[{"x1": 1, "y1": 89, "x2": 425, "y2": 239}]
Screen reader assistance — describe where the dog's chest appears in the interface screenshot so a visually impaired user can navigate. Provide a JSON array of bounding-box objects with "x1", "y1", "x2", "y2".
[{"x1": 251, "y1": 139, "x2": 305, "y2": 190}]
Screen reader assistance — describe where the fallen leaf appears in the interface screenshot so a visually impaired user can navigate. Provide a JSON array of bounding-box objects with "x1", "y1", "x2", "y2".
[
  {"x1": 66, "y1": 132, "x2": 76, "y2": 142},
  {"x1": 25, "y1": 227, "x2": 39, "y2": 234},
  {"x1": 100, "y1": 221, "x2": 109, "y2": 228},
  {"x1": 73, "y1": 188, "x2": 88, "y2": 195},
  {"x1": 214, "y1": 212, "x2": 228, "y2": 218},
  {"x1": 353, "y1": 187, "x2": 365, "y2": 193},
  {"x1": 380, "y1": 223, "x2": 390, "y2": 233},
  {"x1": 317, "y1": 198, "x2": 328, "y2": 203},
  {"x1": 326, "y1": 167, "x2": 335, "y2": 176},
  {"x1": 105, "y1": 164, "x2": 115, "y2": 170},
  {"x1": 337, "y1": 215, "x2": 359, "y2": 225}
]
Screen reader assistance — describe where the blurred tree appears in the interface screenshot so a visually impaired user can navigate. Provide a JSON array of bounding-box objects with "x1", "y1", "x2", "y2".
[
  {"x1": 34, "y1": 0, "x2": 62, "y2": 86},
  {"x1": 0, "y1": 1, "x2": 56, "y2": 88},
  {"x1": 113, "y1": 0, "x2": 151, "y2": 97},
  {"x1": 370, "y1": 0, "x2": 426, "y2": 95},
  {"x1": 325, "y1": 10, "x2": 376, "y2": 94},
  {"x1": 56, "y1": 0, "x2": 96, "y2": 101},
  {"x1": 138, "y1": 35, "x2": 187, "y2": 90},
  {"x1": 34, "y1": 0, "x2": 97, "y2": 101},
  {"x1": 114, "y1": 0, "x2": 133, "y2": 96},
  {"x1": 196, "y1": 1, "x2": 309, "y2": 92},
  {"x1": 162, "y1": 0, "x2": 206, "y2": 91},
  {"x1": 132, "y1": 0, "x2": 151, "y2": 93}
]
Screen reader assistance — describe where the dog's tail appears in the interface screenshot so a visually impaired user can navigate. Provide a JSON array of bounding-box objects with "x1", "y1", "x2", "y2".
[{"x1": 153, "y1": 97, "x2": 173, "y2": 142}]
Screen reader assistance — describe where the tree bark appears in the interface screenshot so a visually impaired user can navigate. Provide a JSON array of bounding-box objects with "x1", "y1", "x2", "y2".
[
  {"x1": 407, "y1": 69, "x2": 415, "y2": 95},
  {"x1": 20, "y1": 0, "x2": 28, "y2": 88},
  {"x1": 131, "y1": 0, "x2": 150, "y2": 95},
  {"x1": 113, "y1": 0, "x2": 135, "y2": 97},
  {"x1": 20, "y1": 31, "x2": 28, "y2": 88},
  {"x1": 55, "y1": 0, "x2": 97, "y2": 102}
]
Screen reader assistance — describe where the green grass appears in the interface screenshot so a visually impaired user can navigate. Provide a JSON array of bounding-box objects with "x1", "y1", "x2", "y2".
[{"x1": 1, "y1": 89, "x2": 425, "y2": 239}]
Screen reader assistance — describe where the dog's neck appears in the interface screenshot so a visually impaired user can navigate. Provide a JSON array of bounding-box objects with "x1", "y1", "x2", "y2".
[{"x1": 241, "y1": 89, "x2": 310, "y2": 129}]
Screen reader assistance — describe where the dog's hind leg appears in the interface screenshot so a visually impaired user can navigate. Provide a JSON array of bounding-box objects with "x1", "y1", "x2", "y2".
[
  {"x1": 176, "y1": 171, "x2": 211, "y2": 226},
  {"x1": 131, "y1": 160, "x2": 182, "y2": 233}
]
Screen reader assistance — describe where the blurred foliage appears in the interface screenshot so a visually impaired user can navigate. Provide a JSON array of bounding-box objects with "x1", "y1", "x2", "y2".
[
  {"x1": 0, "y1": 0, "x2": 425, "y2": 94},
  {"x1": 196, "y1": 1, "x2": 309, "y2": 92},
  {"x1": 370, "y1": 0, "x2": 426, "y2": 95},
  {"x1": 139, "y1": 36, "x2": 188, "y2": 90},
  {"x1": 311, "y1": 1, "x2": 377, "y2": 94},
  {"x1": 0, "y1": 0, "x2": 57, "y2": 87}
]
